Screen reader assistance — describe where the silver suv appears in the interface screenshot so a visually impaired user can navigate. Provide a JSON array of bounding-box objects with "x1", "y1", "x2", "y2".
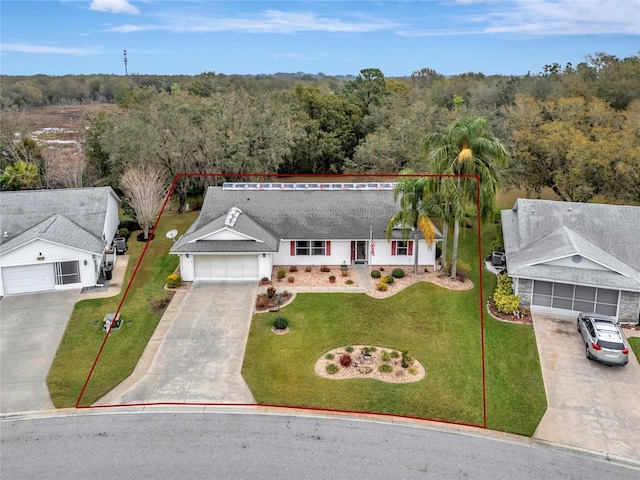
[{"x1": 577, "y1": 313, "x2": 629, "y2": 366}]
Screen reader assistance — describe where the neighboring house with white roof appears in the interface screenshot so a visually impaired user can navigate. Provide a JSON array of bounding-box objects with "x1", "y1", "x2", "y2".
[
  {"x1": 501, "y1": 199, "x2": 640, "y2": 323},
  {"x1": 170, "y1": 182, "x2": 443, "y2": 283},
  {"x1": 0, "y1": 187, "x2": 121, "y2": 296}
]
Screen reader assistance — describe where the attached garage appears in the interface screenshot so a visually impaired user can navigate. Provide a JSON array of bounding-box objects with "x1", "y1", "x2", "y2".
[
  {"x1": 2, "y1": 264, "x2": 55, "y2": 295},
  {"x1": 194, "y1": 255, "x2": 259, "y2": 281},
  {"x1": 531, "y1": 281, "x2": 619, "y2": 317}
]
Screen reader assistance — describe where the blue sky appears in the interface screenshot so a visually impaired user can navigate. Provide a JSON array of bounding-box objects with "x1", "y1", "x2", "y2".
[{"x1": 1, "y1": 0, "x2": 638, "y2": 77}]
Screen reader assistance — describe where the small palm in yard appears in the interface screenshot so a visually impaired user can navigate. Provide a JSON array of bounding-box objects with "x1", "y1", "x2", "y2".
[{"x1": 386, "y1": 170, "x2": 436, "y2": 275}]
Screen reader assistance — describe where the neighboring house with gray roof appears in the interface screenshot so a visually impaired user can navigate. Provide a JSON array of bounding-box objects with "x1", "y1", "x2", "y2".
[
  {"x1": 0, "y1": 187, "x2": 121, "y2": 296},
  {"x1": 170, "y1": 183, "x2": 442, "y2": 283},
  {"x1": 501, "y1": 199, "x2": 640, "y2": 323}
]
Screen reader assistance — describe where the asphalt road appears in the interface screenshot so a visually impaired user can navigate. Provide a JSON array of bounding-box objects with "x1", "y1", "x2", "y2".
[{"x1": 2, "y1": 413, "x2": 637, "y2": 479}]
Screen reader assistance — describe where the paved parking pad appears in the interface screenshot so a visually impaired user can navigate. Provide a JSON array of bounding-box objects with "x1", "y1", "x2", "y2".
[
  {"x1": 106, "y1": 282, "x2": 257, "y2": 405},
  {"x1": 0, "y1": 290, "x2": 80, "y2": 413},
  {"x1": 532, "y1": 313, "x2": 640, "y2": 462}
]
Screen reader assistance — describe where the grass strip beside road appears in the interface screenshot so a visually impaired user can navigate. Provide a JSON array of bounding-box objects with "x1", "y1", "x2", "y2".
[{"x1": 47, "y1": 210, "x2": 198, "y2": 407}]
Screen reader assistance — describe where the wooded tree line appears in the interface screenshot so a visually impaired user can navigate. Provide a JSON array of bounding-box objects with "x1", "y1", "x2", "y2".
[{"x1": 1, "y1": 52, "x2": 639, "y2": 205}]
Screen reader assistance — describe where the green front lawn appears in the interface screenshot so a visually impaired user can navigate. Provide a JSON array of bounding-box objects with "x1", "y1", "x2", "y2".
[
  {"x1": 628, "y1": 337, "x2": 640, "y2": 364},
  {"x1": 47, "y1": 210, "x2": 198, "y2": 407},
  {"x1": 243, "y1": 285, "x2": 484, "y2": 424},
  {"x1": 243, "y1": 216, "x2": 547, "y2": 435}
]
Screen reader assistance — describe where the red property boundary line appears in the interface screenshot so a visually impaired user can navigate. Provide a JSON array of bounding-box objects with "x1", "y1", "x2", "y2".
[{"x1": 75, "y1": 173, "x2": 487, "y2": 430}]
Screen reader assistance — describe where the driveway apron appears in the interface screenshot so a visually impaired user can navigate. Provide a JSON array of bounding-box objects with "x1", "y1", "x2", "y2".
[
  {"x1": 107, "y1": 282, "x2": 257, "y2": 405},
  {"x1": 0, "y1": 290, "x2": 80, "y2": 414},
  {"x1": 532, "y1": 312, "x2": 640, "y2": 462}
]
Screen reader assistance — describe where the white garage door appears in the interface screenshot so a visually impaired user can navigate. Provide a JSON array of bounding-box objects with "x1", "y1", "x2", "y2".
[
  {"x1": 2, "y1": 264, "x2": 55, "y2": 295},
  {"x1": 194, "y1": 255, "x2": 259, "y2": 281}
]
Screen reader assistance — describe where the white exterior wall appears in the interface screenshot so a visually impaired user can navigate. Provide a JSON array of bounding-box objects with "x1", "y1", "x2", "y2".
[
  {"x1": 103, "y1": 192, "x2": 121, "y2": 246},
  {"x1": 273, "y1": 240, "x2": 352, "y2": 266},
  {"x1": 258, "y1": 254, "x2": 273, "y2": 279},
  {"x1": 370, "y1": 239, "x2": 437, "y2": 268},
  {"x1": 272, "y1": 239, "x2": 437, "y2": 268},
  {"x1": 0, "y1": 239, "x2": 97, "y2": 295},
  {"x1": 178, "y1": 254, "x2": 196, "y2": 281}
]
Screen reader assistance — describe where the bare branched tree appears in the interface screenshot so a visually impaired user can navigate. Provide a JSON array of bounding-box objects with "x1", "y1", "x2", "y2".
[
  {"x1": 120, "y1": 165, "x2": 168, "y2": 240},
  {"x1": 43, "y1": 145, "x2": 85, "y2": 188}
]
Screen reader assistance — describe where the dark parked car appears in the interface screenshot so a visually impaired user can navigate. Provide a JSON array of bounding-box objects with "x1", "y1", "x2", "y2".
[
  {"x1": 114, "y1": 237, "x2": 128, "y2": 255},
  {"x1": 577, "y1": 312, "x2": 629, "y2": 366}
]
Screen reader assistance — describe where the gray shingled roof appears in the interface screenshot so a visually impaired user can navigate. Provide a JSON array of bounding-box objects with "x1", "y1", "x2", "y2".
[
  {"x1": 0, "y1": 187, "x2": 118, "y2": 255},
  {"x1": 171, "y1": 187, "x2": 443, "y2": 253},
  {"x1": 501, "y1": 199, "x2": 640, "y2": 291}
]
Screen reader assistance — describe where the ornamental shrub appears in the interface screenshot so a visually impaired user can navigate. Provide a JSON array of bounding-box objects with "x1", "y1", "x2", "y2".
[
  {"x1": 273, "y1": 316, "x2": 289, "y2": 330},
  {"x1": 326, "y1": 363, "x2": 339, "y2": 374},
  {"x1": 401, "y1": 349, "x2": 413, "y2": 368},
  {"x1": 384, "y1": 275, "x2": 394, "y2": 284},
  {"x1": 494, "y1": 293, "x2": 521, "y2": 315},
  {"x1": 118, "y1": 228, "x2": 130, "y2": 239},
  {"x1": 166, "y1": 273, "x2": 182, "y2": 288},
  {"x1": 339, "y1": 353, "x2": 352, "y2": 367},
  {"x1": 377, "y1": 281, "x2": 388, "y2": 292},
  {"x1": 391, "y1": 268, "x2": 405, "y2": 278},
  {"x1": 390, "y1": 350, "x2": 400, "y2": 359},
  {"x1": 493, "y1": 273, "x2": 521, "y2": 314},
  {"x1": 325, "y1": 353, "x2": 335, "y2": 360},
  {"x1": 371, "y1": 269, "x2": 381, "y2": 278},
  {"x1": 378, "y1": 364, "x2": 392, "y2": 373},
  {"x1": 345, "y1": 346, "x2": 354, "y2": 353},
  {"x1": 277, "y1": 269, "x2": 287, "y2": 280}
]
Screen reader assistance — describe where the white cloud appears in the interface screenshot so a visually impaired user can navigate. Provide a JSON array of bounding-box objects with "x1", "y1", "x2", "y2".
[
  {"x1": 108, "y1": 9, "x2": 400, "y2": 34},
  {"x1": 0, "y1": 43, "x2": 99, "y2": 55},
  {"x1": 403, "y1": 0, "x2": 640, "y2": 37},
  {"x1": 90, "y1": 0, "x2": 140, "y2": 15}
]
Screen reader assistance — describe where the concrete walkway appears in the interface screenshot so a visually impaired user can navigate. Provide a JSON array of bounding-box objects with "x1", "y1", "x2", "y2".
[
  {"x1": 531, "y1": 312, "x2": 640, "y2": 463},
  {"x1": 78, "y1": 255, "x2": 129, "y2": 301},
  {"x1": 0, "y1": 290, "x2": 80, "y2": 413},
  {"x1": 98, "y1": 282, "x2": 257, "y2": 405}
]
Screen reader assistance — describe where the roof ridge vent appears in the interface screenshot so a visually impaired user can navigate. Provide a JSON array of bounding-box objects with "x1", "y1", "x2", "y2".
[{"x1": 224, "y1": 207, "x2": 242, "y2": 227}]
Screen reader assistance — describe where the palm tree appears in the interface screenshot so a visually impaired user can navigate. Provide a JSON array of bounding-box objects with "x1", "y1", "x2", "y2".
[
  {"x1": 386, "y1": 170, "x2": 436, "y2": 274},
  {"x1": 0, "y1": 161, "x2": 40, "y2": 190},
  {"x1": 424, "y1": 116, "x2": 508, "y2": 280}
]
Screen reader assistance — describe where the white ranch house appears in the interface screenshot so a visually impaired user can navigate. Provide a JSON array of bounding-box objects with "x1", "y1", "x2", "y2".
[
  {"x1": 0, "y1": 187, "x2": 121, "y2": 296},
  {"x1": 170, "y1": 183, "x2": 443, "y2": 282},
  {"x1": 502, "y1": 199, "x2": 640, "y2": 323}
]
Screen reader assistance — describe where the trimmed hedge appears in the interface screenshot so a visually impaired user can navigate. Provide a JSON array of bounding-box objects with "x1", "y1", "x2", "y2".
[{"x1": 391, "y1": 268, "x2": 405, "y2": 278}]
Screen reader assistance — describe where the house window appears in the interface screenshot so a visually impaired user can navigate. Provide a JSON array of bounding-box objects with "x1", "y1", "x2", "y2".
[
  {"x1": 293, "y1": 240, "x2": 330, "y2": 256},
  {"x1": 54, "y1": 261, "x2": 80, "y2": 285},
  {"x1": 391, "y1": 240, "x2": 413, "y2": 256}
]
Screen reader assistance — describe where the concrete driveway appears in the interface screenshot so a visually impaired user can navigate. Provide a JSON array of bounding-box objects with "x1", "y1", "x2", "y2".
[
  {"x1": 101, "y1": 282, "x2": 257, "y2": 405},
  {"x1": 532, "y1": 312, "x2": 640, "y2": 462},
  {"x1": 0, "y1": 290, "x2": 80, "y2": 414}
]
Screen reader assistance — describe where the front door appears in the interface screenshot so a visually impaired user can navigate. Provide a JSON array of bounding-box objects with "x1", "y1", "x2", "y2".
[{"x1": 356, "y1": 241, "x2": 367, "y2": 263}]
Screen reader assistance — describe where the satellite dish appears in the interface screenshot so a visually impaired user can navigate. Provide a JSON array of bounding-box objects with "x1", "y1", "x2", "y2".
[{"x1": 166, "y1": 229, "x2": 178, "y2": 243}]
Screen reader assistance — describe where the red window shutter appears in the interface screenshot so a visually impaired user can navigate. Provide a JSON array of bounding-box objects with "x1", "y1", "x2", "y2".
[
  {"x1": 290, "y1": 241, "x2": 295, "y2": 256},
  {"x1": 391, "y1": 241, "x2": 397, "y2": 256},
  {"x1": 408, "y1": 241, "x2": 413, "y2": 256},
  {"x1": 326, "y1": 241, "x2": 331, "y2": 256}
]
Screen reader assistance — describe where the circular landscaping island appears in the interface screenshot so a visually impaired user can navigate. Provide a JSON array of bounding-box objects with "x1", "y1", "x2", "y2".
[{"x1": 315, "y1": 345, "x2": 425, "y2": 383}]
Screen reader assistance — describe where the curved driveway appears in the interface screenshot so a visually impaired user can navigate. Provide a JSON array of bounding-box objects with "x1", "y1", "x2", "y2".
[{"x1": 100, "y1": 282, "x2": 256, "y2": 405}]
